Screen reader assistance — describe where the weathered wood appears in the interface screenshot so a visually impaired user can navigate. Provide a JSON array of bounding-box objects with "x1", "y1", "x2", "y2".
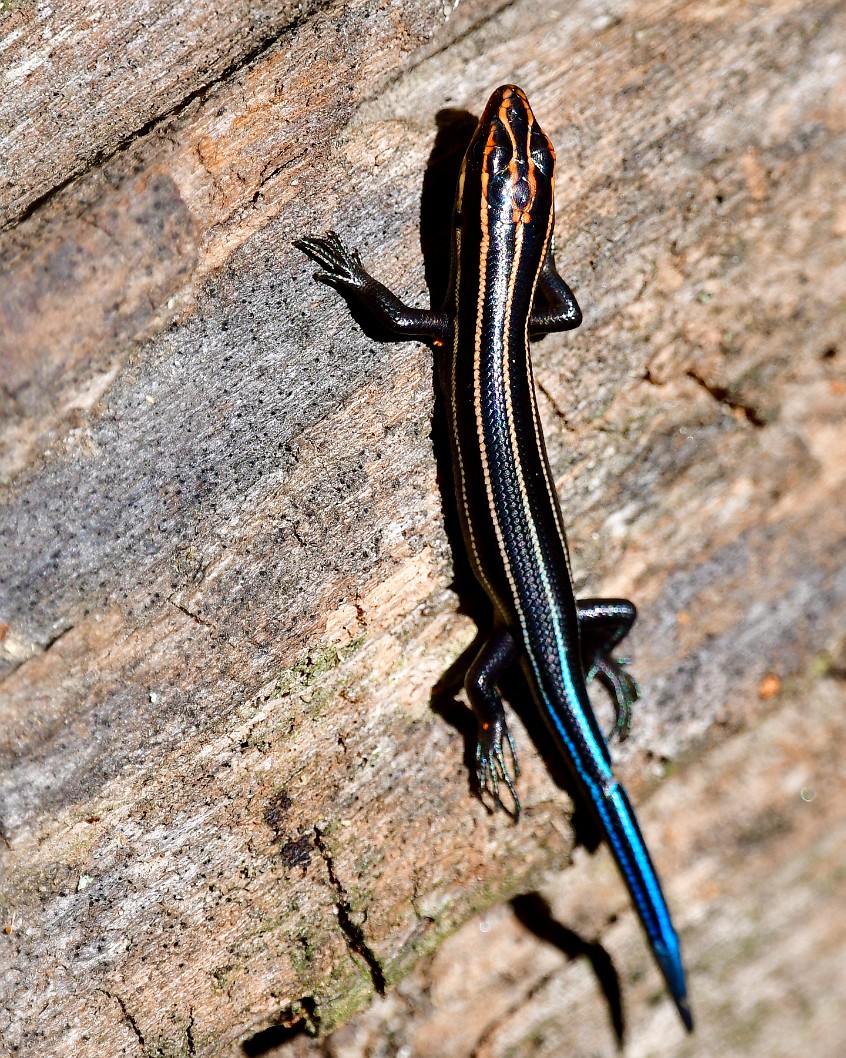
[
  {"x1": 321, "y1": 670, "x2": 846, "y2": 1058},
  {"x1": 1, "y1": 0, "x2": 845, "y2": 1055},
  {"x1": 0, "y1": 0, "x2": 437, "y2": 229}
]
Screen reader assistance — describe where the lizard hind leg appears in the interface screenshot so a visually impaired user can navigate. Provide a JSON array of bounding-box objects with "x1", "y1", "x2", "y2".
[
  {"x1": 577, "y1": 599, "x2": 640, "y2": 742},
  {"x1": 465, "y1": 627, "x2": 521, "y2": 819}
]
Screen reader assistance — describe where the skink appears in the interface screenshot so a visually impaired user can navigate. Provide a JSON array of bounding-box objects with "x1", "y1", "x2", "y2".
[{"x1": 296, "y1": 84, "x2": 692, "y2": 1031}]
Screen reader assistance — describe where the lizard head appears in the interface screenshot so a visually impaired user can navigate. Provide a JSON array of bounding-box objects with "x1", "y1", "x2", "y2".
[{"x1": 458, "y1": 84, "x2": 555, "y2": 230}]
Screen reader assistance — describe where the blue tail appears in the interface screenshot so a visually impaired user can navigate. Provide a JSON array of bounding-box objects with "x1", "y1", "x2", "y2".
[
  {"x1": 523, "y1": 642, "x2": 691, "y2": 1026},
  {"x1": 592, "y1": 780, "x2": 693, "y2": 1030}
]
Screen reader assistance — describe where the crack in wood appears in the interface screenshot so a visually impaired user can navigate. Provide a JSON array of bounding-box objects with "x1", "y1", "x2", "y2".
[
  {"x1": 41, "y1": 624, "x2": 74, "y2": 652},
  {"x1": 313, "y1": 827, "x2": 386, "y2": 996},
  {"x1": 168, "y1": 598, "x2": 218, "y2": 633},
  {"x1": 241, "y1": 997, "x2": 320, "y2": 1053},
  {"x1": 167, "y1": 597, "x2": 268, "y2": 654},
  {"x1": 98, "y1": 988, "x2": 145, "y2": 1052},
  {"x1": 534, "y1": 375, "x2": 573, "y2": 429},
  {"x1": 249, "y1": 150, "x2": 308, "y2": 207},
  {"x1": 685, "y1": 368, "x2": 767, "y2": 427},
  {"x1": 0, "y1": 624, "x2": 75, "y2": 685},
  {"x1": 186, "y1": 1007, "x2": 196, "y2": 1056}
]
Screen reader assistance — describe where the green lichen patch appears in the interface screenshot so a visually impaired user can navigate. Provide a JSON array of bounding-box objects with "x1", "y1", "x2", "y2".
[{"x1": 258, "y1": 636, "x2": 366, "y2": 705}]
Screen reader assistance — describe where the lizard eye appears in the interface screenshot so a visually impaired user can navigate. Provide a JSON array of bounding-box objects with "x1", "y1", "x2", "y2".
[
  {"x1": 530, "y1": 130, "x2": 555, "y2": 174},
  {"x1": 488, "y1": 145, "x2": 510, "y2": 173}
]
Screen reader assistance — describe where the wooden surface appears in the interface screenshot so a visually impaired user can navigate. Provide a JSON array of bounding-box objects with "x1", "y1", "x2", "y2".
[{"x1": 1, "y1": 0, "x2": 845, "y2": 1055}]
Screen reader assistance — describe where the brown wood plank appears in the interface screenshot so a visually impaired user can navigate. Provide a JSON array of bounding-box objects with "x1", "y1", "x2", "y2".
[{"x1": 1, "y1": 0, "x2": 845, "y2": 1054}]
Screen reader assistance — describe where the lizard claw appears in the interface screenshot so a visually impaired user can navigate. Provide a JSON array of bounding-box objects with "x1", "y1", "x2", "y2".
[
  {"x1": 293, "y1": 231, "x2": 367, "y2": 291},
  {"x1": 589, "y1": 656, "x2": 640, "y2": 742},
  {"x1": 476, "y1": 719, "x2": 521, "y2": 820}
]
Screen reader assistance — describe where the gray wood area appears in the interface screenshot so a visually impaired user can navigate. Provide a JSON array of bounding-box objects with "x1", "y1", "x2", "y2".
[{"x1": 1, "y1": 0, "x2": 845, "y2": 1055}]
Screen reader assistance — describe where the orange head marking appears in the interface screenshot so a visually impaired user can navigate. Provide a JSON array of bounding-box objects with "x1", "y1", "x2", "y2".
[{"x1": 471, "y1": 84, "x2": 556, "y2": 229}]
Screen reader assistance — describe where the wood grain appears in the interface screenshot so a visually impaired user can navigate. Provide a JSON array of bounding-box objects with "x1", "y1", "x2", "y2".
[{"x1": 1, "y1": 0, "x2": 845, "y2": 1054}]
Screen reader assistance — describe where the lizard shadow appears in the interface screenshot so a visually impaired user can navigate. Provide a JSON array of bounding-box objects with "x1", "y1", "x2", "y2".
[
  {"x1": 421, "y1": 109, "x2": 625, "y2": 1044},
  {"x1": 511, "y1": 893, "x2": 626, "y2": 1047}
]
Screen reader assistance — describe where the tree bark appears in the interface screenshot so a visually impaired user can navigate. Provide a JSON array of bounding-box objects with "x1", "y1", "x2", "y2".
[{"x1": 1, "y1": 0, "x2": 845, "y2": 1055}]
